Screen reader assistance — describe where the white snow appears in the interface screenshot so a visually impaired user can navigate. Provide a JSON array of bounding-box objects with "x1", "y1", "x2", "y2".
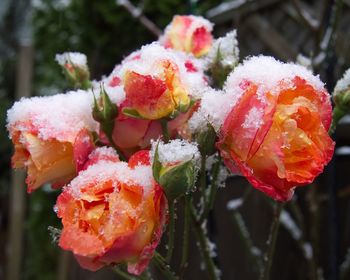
[
  {"x1": 296, "y1": 54, "x2": 312, "y2": 70},
  {"x1": 206, "y1": 30, "x2": 239, "y2": 68},
  {"x1": 7, "y1": 89, "x2": 98, "y2": 142},
  {"x1": 151, "y1": 139, "x2": 200, "y2": 166},
  {"x1": 188, "y1": 88, "x2": 231, "y2": 133},
  {"x1": 68, "y1": 160, "x2": 154, "y2": 198},
  {"x1": 226, "y1": 198, "x2": 243, "y2": 210},
  {"x1": 280, "y1": 210, "x2": 302, "y2": 240},
  {"x1": 302, "y1": 243, "x2": 313, "y2": 260},
  {"x1": 116, "y1": 43, "x2": 208, "y2": 100},
  {"x1": 334, "y1": 68, "x2": 350, "y2": 94},
  {"x1": 55, "y1": 52, "x2": 87, "y2": 67},
  {"x1": 242, "y1": 107, "x2": 263, "y2": 129}
]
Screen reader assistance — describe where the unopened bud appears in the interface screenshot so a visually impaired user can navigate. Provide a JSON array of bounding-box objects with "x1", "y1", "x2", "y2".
[
  {"x1": 151, "y1": 140, "x2": 199, "y2": 201},
  {"x1": 56, "y1": 52, "x2": 91, "y2": 89},
  {"x1": 92, "y1": 85, "x2": 118, "y2": 137},
  {"x1": 206, "y1": 30, "x2": 239, "y2": 88}
]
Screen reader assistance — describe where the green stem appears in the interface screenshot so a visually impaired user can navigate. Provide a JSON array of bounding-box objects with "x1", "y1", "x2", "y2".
[
  {"x1": 180, "y1": 195, "x2": 191, "y2": 278},
  {"x1": 200, "y1": 156, "x2": 207, "y2": 205},
  {"x1": 111, "y1": 266, "x2": 138, "y2": 280},
  {"x1": 161, "y1": 119, "x2": 170, "y2": 143},
  {"x1": 153, "y1": 252, "x2": 178, "y2": 280},
  {"x1": 191, "y1": 207, "x2": 219, "y2": 280},
  {"x1": 259, "y1": 202, "x2": 283, "y2": 280},
  {"x1": 199, "y1": 156, "x2": 221, "y2": 224},
  {"x1": 231, "y1": 210, "x2": 263, "y2": 275},
  {"x1": 166, "y1": 201, "x2": 175, "y2": 262}
]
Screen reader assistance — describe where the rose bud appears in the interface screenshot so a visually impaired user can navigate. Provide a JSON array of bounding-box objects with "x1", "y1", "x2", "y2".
[
  {"x1": 160, "y1": 15, "x2": 213, "y2": 57},
  {"x1": 331, "y1": 68, "x2": 350, "y2": 133},
  {"x1": 217, "y1": 56, "x2": 335, "y2": 201},
  {"x1": 56, "y1": 52, "x2": 91, "y2": 89},
  {"x1": 56, "y1": 148, "x2": 167, "y2": 275},
  {"x1": 7, "y1": 90, "x2": 97, "y2": 192},
  {"x1": 151, "y1": 139, "x2": 200, "y2": 201},
  {"x1": 206, "y1": 30, "x2": 240, "y2": 88}
]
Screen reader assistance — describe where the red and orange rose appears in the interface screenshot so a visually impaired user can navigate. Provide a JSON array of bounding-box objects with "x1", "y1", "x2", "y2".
[
  {"x1": 217, "y1": 56, "x2": 335, "y2": 201},
  {"x1": 56, "y1": 148, "x2": 167, "y2": 274}
]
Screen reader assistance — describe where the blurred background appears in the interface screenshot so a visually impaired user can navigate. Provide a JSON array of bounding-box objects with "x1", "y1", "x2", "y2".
[{"x1": 1, "y1": 0, "x2": 350, "y2": 279}]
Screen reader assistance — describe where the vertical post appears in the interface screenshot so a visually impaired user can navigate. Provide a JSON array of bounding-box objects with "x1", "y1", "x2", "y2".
[{"x1": 6, "y1": 43, "x2": 33, "y2": 280}]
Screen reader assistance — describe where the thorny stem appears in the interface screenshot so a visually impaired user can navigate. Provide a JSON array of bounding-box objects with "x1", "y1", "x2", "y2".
[
  {"x1": 191, "y1": 205, "x2": 219, "y2": 280},
  {"x1": 160, "y1": 119, "x2": 170, "y2": 143},
  {"x1": 180, "y1": 195, "x2": 191, "y2": 278},
  {"x1": 199, "y1": 156, "x2": 221, "y2": 224},
  {"x1": 153, "y1": 252, "x2": 178, "y2": 280},
  {"x1": 259, "y1": 202, "x2": 284, "y2": 280},
  {"x1": 231, "y1": 210, "x2": 263, "y2": 275},
  {"x1": 200, "y1": 156, "x2": 208, "y2": 205},
  {"x1": 166, "y1": 201, "x2": 175, "y2": 262},
  {"x1": 289, "y1": 200, "x2": 318, "y2": 280}
]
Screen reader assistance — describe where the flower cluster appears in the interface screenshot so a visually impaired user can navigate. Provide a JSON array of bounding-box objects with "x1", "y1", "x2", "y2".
[{"x1": 6, "y1": 14, "x2": 335, "y2": 275}]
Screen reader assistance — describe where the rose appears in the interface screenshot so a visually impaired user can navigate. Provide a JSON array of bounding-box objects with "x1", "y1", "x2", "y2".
[
  {"x1": 102, "y1": 46, "x2": 203, "y2": 156},
  {"x1": 122, "y1": 59, "x2": 190, "y2": 120},
  {"x1": 7, "y1": 90, "x2": 96, "y2": 192},
  {"x1": 217, "y1": 56, "x2": 335, "y2": 201},
  {"x1": 56, "y1": 148, "x2": 167, "y2": 275},
  {"x1": 160, "y1": 15, "x2": 213, "y2": 57}
]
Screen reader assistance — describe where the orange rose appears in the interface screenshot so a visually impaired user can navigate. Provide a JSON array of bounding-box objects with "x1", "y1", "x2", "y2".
[
  {"x1": 7, "y1": 90, "x2": 97, "y2": 192},
  {"x1": 217, "y1": 56, "x2": 335, "y2": 201},
  {"x1": 56, "y1": 148, "x2": 167, "y2": 274},
  {"x1": 161, "y1": 15, "x2": 213, "y2": 57}
]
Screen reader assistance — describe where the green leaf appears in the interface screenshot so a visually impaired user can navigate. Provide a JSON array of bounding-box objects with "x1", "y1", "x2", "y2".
[
  {"x1": 152, "y1": 142, "x2": 162, "y2": 182},
  {"x1": 122, "y1": 107, "x2": 146, "y2": 119}
]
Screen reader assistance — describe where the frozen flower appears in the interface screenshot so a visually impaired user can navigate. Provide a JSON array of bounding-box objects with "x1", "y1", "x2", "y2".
[
  {"x1": 56, "y1": 52, "x2": 91, "y2": 89},
  {"x1": 160, "y1": 15, "x2": 213, "y2": 57},
  {"x1": 151, "y1": 139, "x2": 200, "y2": 200},
  {"x1": 56, "y1": 152, "x2": 167, "y2": 274},
  {"x1": 217, "y1": 56, "x2": 334, "y2": 201},
  {"x1": 7, "y1": 90, "x2": 97, "y2": 192}
]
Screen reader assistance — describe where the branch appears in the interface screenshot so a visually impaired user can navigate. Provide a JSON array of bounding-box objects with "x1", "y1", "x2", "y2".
[
  {"x1": 116, "y1": 0, "x2": 162, "y2": 37},
  {"x1": 292, "y1": 0, "x2": 319, "y2": 31}
]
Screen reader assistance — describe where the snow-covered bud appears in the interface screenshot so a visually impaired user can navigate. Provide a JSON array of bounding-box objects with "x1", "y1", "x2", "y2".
[
  {"x1": 56, "y1": 52, "x2": 91, "y2": 89},
  {"x1": 194, "y1": 123, "x2": 217, "y2": 157},
  {"x1": 151, "y1": 139, "x2": 199, "y2": 201},
  {"x1": 206, "y1": 31, "x2": 239, "y2": 88},
  {"x1": 331, "y1": 69, "x2": 350, "y2": 133}
]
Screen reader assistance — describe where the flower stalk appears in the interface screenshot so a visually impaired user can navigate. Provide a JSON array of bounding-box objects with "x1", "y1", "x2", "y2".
[{"x1": 259, "y1": 201, "x2": 284, "y2": 280}]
